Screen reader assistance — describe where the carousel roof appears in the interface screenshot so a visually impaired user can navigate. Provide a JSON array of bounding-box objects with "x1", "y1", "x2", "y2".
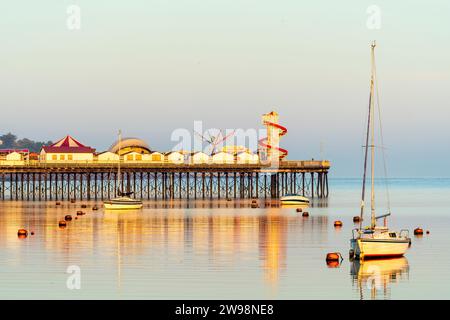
[{"x1": 42, "y1": 135, "x2": 95, "y2": 153}]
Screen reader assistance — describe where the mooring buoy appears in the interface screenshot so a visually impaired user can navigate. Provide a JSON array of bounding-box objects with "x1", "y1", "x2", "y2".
[
  {"x1": 17, "y1": 229, "x2": 28, "y2": 237},
  {"x1": 326, "y1": 252, "x2": 343, "y2": 267}
]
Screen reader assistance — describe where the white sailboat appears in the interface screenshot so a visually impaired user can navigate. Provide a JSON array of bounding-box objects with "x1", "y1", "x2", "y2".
[
  {"x1": 350, "y1": 41, "x2": 410, "y2": 260},
  {"x1": 104, "y1": 130, "x2": 143, "y2": 210}
]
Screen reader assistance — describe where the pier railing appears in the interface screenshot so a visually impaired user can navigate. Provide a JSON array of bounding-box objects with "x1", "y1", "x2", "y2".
[{"x1": 1, "y1": 160, "x2": 330, "y2": 171}]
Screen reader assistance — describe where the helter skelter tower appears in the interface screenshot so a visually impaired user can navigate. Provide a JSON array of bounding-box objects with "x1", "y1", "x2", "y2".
[{"x1": 258, "y1": 111, "x2": 288, "y2": 162}]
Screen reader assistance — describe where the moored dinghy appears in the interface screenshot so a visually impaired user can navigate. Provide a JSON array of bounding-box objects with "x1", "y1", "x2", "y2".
[{"x1": 280, "y1": 194, "x2": 310, "y2": 205}]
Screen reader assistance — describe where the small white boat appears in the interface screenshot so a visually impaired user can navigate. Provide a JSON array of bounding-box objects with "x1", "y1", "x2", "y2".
[
  {"x1": 103, "y1": 130, "x2": 143, "y2": 211},
  {"x1": 280, "y1": 194, "x2": 310, "y2": 205},
  {"x1": 104, "y1": 196, "x2": 143, "y2": 210},
  {"x1": 350, "y1": 41, "x2": 410, "y2": 260}
]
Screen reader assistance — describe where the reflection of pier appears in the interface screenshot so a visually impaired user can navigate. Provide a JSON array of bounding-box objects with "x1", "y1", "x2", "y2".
[
  {"x1": 0, "y1": 203, "x2": 327, "y2": 290},
  {"x1": 0, "y1": 161, "x2": 330, "y2": 201}
]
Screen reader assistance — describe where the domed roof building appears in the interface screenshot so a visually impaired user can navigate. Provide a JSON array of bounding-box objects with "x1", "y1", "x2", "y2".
[{"x1": 109, "y1": 137, "x2": 151, "y2": 155}]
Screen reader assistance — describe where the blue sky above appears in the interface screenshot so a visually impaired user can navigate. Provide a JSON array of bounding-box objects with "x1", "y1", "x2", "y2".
[{"x1": 1, "y1": 0, "x2": 449, "y2": 177}]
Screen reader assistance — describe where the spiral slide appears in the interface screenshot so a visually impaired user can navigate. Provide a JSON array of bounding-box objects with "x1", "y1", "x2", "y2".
[{"x1": 258, "y1": 121, "x2": 288, "y2": 159}]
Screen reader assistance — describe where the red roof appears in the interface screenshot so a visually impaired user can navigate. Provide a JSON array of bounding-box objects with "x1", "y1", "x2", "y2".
[
  {"x1": 41, "y1": 135, "x2": 95, "y2": 154},
  {"x1": 0, "y1": 149, "x2": 29, "y2": 154}
]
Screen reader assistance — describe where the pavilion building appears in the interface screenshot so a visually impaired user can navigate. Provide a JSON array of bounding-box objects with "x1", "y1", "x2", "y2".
[{"x1": 40, "y1": 135, "x2": 95, "y2": 162}]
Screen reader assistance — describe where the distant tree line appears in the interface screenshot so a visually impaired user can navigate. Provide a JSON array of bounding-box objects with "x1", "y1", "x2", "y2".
[{"x1": 0, "y1": 133, "x2": 52, "y2": 153}]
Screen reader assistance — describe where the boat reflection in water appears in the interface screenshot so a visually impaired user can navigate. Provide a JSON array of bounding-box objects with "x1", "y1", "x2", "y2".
[{"x1": 351, "y1": 257, "x2": 409, "y2": 300}]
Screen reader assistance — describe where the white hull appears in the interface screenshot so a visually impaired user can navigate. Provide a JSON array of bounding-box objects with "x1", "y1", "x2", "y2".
[
  {"x1": 280, "y1": 195, "x2": 310, "y2": 205},
  {"x1": 351, "y1": 238, "x2": 409, "y2": 259},
  {"x1": 104, "y1": 203, "x2": 143, "y2": 210},
  {"x1": 103, "y1": 197, "x2": 143, "y2": 210}
]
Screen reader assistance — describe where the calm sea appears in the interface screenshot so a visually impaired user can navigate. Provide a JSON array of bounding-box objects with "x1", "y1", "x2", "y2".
[{"x1": 0, "y1": 178, "x2": 449, "y2": 300}]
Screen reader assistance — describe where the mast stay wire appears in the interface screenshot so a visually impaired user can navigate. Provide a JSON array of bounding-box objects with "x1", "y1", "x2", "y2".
[{"x1": 372, "y1": 51, "x2": 392, "y2": 215}]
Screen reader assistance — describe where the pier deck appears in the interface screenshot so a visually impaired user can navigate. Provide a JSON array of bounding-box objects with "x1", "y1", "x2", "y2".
[{"x1": 0, "y1": 160, "x2": 330, "y2": 201}]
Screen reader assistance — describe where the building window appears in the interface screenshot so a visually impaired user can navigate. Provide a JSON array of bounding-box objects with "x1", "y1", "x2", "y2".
[
  {"x1": 60, "y1": 155, "x2": 65, "y2": 160},
  {"x1": 127, "y1": 155, "x2": 133, "y2": 161},
  {"x1": 52, "y1": 155, "x2": 57, "y2": 161},
  {"x1": 68, "y1": 155, "x2": 73, "y2": 161},
  {"x1": 136, "y1": 155, "x2": 142, "y2": 161},
  {"x1": 152, "y1": 154, "x2": 161, "y2": 161}
]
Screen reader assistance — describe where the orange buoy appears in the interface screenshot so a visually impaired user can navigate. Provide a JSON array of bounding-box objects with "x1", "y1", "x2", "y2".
[
  {"x1": 251, "y1": 203, "x2": 258, "y2": 208},
  {"x1": 326, "y1": 252, "x2": 342, "y2": 262},
  {"x1": 17, "y1": 229, "x2": 28, "y2": 237},
  {"x1": 30, "y1": 231, "x2": 35, "y2": 235},
  {"x1": 81, "y1": 204, "x2": 87, "y2": 208},
  {"x1": 414, "y1": 227, "x2": 424, "y2": 235},
  {"x1": 75, "y1": 217, "x2": 78, "y2": 220},
  {"x1": 302, "y1": 212, "x2": 309, "y2": 217},
  {"x1": 92, "y1": 205, "x2": 98, "y2": 211},
  {"x1": 296, "y1": 208, "x2": 302, "y2": 213},
  {"x1": 353, "y1": 216, "x2": 361, "y2": 223},
  {"x1": 56, "y1": 201, "x2": 61, "y2": 206},
  {"x1": 58, "y1": 220, "x2": 67, "y2": 228},
  {"x1": 334, "y1": 220, "x2": 343, "y2": 227},
  {"x1": 65, "y1": 215, "x2": 72, "y2": 221},
  {"x1": 76, "y1": 211, "x2": 84, "y2": 215},
  {"x1": 426, "y1": 230, "x2": 430, "y2": 234}
]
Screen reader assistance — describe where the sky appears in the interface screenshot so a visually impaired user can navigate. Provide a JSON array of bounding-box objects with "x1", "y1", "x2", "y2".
[{"x1": 1, "y1": 0, "x2": 449, "y2": 177}]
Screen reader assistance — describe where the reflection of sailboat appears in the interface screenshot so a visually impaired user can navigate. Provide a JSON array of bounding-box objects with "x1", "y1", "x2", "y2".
[
  {"x1": 351, "y1": 257, "x2": 409, "y2": 300},
  {"x1": 104, "y1": 130, "x2": 143, "y2": 210},
  {"x1": 350, "y1": 41, "x2": 410, "y2": 259}
]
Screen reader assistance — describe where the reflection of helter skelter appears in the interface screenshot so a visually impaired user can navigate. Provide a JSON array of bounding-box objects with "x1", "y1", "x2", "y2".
[{"x1": 258, "y1": 111, "x2": 288, "y2": 161}]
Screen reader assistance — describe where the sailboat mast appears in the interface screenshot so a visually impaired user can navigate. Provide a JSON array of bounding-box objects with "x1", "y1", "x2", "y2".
[
  {"x1": 359, "y1": 44, "x2": 374, "y2": 226},
  {"x1": 370, "y1": 41, "x2": 376, "y2": 228},
  {"x1": 118, "y1": 130, "x2": 122, "y2": 192}
]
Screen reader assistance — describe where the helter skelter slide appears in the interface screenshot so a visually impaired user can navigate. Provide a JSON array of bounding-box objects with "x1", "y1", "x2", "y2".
[{"x1": 258, "y1": 111, "x2": 288, "y2": 160}]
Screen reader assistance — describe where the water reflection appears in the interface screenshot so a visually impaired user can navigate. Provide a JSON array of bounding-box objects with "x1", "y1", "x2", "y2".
[
  {"x1": 350, "y1": 258, "x2": 409, "y2": 300},
  {"x1": 0, "y1": 200, "x2": 329, "y2": 297}
]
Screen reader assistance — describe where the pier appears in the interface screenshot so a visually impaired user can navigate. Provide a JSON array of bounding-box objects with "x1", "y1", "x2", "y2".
[{"x1": 0, "y1": 160, "x2": 330, "y2": 201}]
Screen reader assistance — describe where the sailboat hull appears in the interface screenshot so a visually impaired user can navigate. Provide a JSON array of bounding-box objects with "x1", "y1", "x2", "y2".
[
  {"x1": 351, "y1": 238, "x2": 410, "y2": 259},
  {"x1": 104, "y1": 197, "x2": 143, "y2": 210},
  {"x1": 104, "y1": 203, "x2": 143, "y2": 210}
]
